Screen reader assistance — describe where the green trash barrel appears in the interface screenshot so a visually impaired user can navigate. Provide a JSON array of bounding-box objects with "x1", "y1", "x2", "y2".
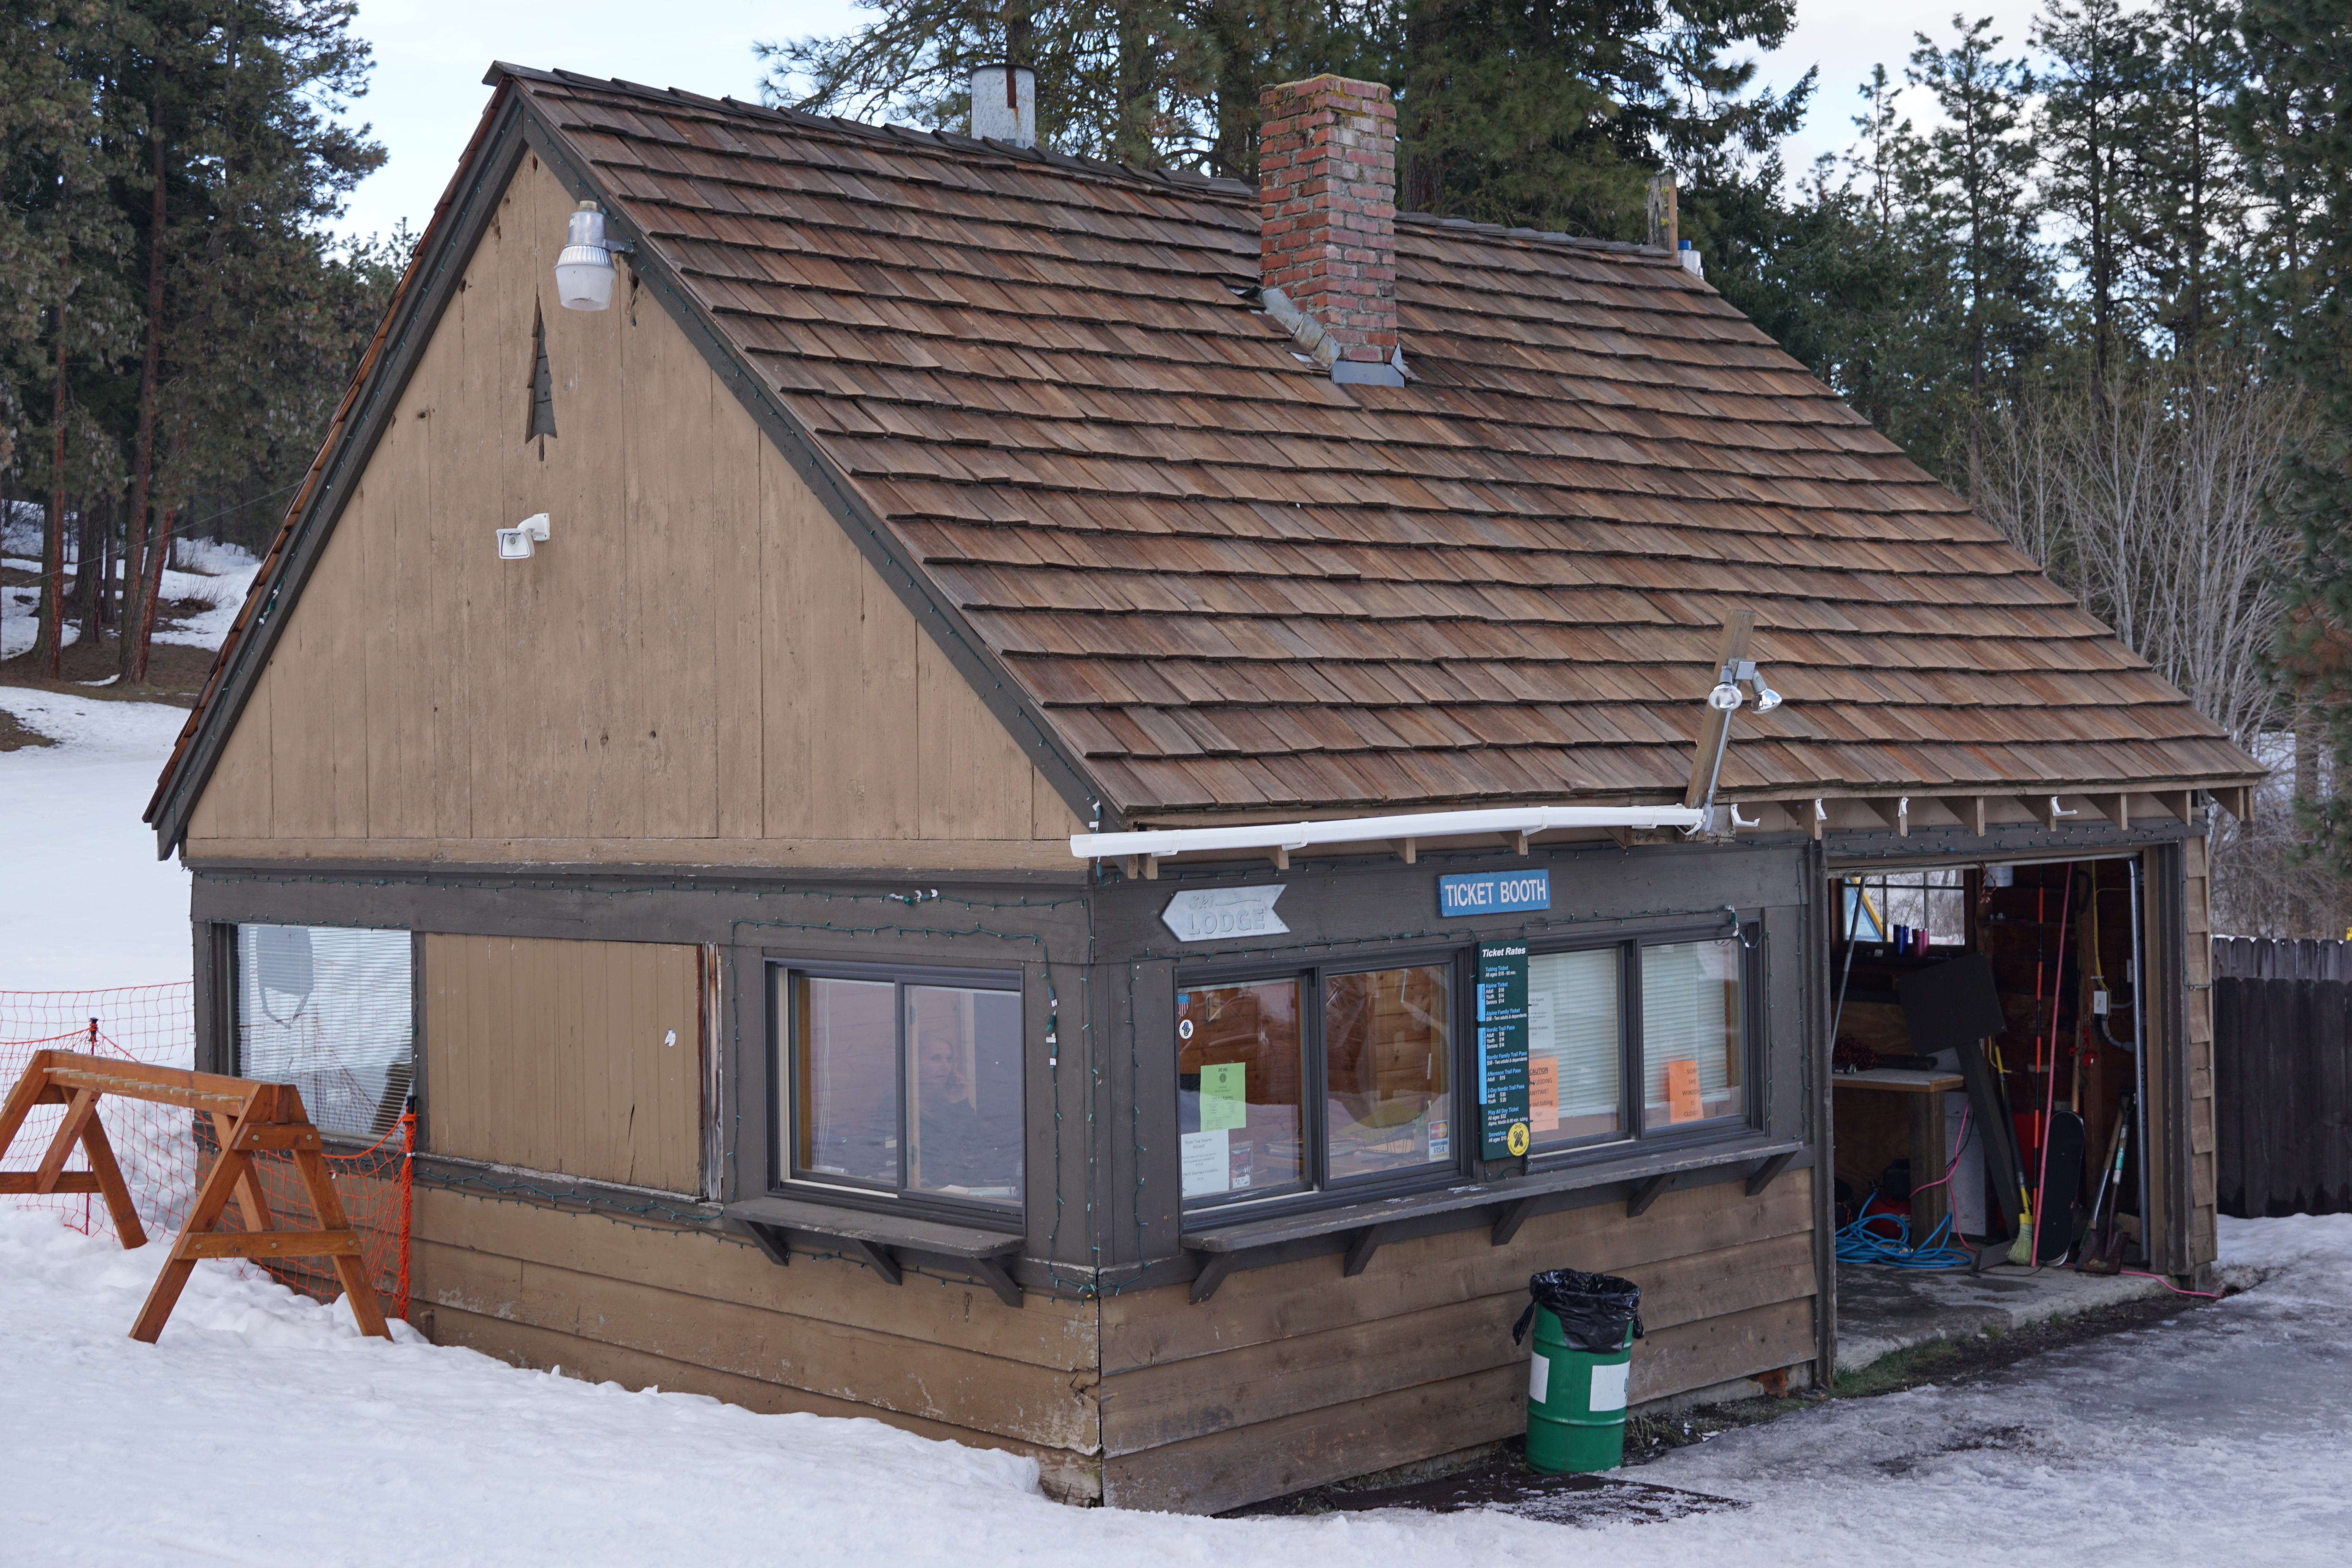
[
  {"x1": 1524, "y1": 1308, "x2": 1634, "y2": 1473},
  {"x1": 1512, "y1": 1268, "x2": 1642, "y2": 1474}
]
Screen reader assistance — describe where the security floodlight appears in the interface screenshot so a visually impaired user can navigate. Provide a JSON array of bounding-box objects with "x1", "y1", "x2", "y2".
[
  {"x1": 496, "y1": 513, "x2": 552, "y2": 561},
  {"x1": 1707, "y1": 682, "x2": 1744, "y2": 711},
  {"x1": 555, "y1": 201, "x2": 618, "y2": 311},
  {"x1": 1752, "y1": 684, "x2": 1782, "y2": 713}
]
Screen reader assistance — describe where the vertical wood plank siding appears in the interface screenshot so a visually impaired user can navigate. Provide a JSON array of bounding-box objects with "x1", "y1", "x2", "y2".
[
  {"x1": 2185, "y1": 839, "x2": 2218, "y2": 1265},
  {"x1": 423, "y1": 934, "x2": 702, "y2": 1193},
  {"x1": 182, "y1": 152, "x2": 1078, "y2": 864},
  {"x1": 2212, "y1": 936, "x2": 2352, "y2": 1218}
]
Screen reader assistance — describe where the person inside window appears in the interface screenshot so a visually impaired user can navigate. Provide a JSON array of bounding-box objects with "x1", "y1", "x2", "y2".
[{"x1": 914, "y1": 1029, "x2": 996, "y2": 1192}]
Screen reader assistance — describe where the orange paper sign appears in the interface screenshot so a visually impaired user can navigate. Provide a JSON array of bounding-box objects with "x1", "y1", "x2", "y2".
[
  {"x1": 1665, "y1": 1058, "x2": 1703, "y2": 1123},
  {"x1": 1528, "y1": 1055, "x2": 1559, "y2": 1131}
]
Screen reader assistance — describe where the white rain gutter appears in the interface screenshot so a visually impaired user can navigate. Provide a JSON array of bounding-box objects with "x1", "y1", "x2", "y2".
[{"x1": 1071, "y1": 802, "x2": 1709, "y2": 862}]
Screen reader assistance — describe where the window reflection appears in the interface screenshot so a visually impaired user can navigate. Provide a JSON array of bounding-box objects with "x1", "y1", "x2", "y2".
[
  {"x1": 1324, "y1": 965, "x2": 1452, "y2": 1179},
  {"x1": 1176, "y1": 979, "x2": 1303, "y2": 1201}
]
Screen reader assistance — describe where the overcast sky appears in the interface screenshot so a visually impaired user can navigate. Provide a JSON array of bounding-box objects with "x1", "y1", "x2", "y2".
[{"x1": 331, "y1": 0, "x2": 2045, "y2": 246}]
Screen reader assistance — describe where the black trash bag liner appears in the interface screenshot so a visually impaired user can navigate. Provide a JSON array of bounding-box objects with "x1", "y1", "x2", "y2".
[{"x1": 1511, "y1": 1268, "x2": 1645, "y2": 1353}]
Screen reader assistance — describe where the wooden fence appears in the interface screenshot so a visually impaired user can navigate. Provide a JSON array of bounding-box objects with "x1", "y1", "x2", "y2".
[{"x1": 2212, "y1": 938, "x2": 2352, "y2": 1218}]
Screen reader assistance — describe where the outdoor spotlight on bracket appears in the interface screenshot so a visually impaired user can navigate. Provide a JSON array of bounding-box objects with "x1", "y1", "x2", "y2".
[
  {"x1": 1709, "y1": 658, "x2": 1782, "y2": 712},
  {"x1": 495, "y1": 513, "x2": 552, "y2": 561},
  {"x1": 554, "y1": 200, "x2": 635, "y2": 312}
]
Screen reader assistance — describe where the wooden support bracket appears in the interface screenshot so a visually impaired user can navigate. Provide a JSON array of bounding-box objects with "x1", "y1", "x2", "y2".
[
  {"x1": 841, "y1": 1236, "x2": 903, "y2": 1285},
  {"x1": 2034, "y1": 794, "x2": 2080, "y2": 831},
  {"x1": 970, "y1": 1253, "x2": 1025, "y2": 1310},
  {"x1": 1343, "y1": 1223, "x2": 1392, "y2": 1278},
  {"x1": 1869, "y1": 797, "x2": 1909, "y2": 837},
  {"x1": 2156, "y1": 789, "x2": 2193, "y2": 825},
  {"x1": 1189, "y1": 1251, "x2": 1237, "y2": 1305},
  {"x1": 1393, "y1": 838, "x2": 1417, "y2": 865},
  {"x1": 1745, "y1": 1150, "x2": 1797, "y2": 1197},
  {"x1": 1626, "y1": 1173, "x2": 1671, "y2": 1218},
  {"x1": 734, "y1": 1220, "x2": 791, "y2": 1267},
  {"x1": 2214, "y1": 785, "x2": 2251, "y2": 823},
  {"x1": 1492, "y1": 1193, "x2": 1543, "y2": 1248},
  {"x1": 1269, "y1": 846, "x2": 1291, "y2": 871},
  {"x1": 1942, "y1": 795, "x2": 1987, "y2": 836},
  {"x1": 2092, "y1": 793, "x2": 2131, "y2": 830},
  {"x1": 1810, "y1": 799, "x2": 1827, "y2": 842},
  {"x1": 1509, "y1": 830, "x2": 1531, "y2": 856}
]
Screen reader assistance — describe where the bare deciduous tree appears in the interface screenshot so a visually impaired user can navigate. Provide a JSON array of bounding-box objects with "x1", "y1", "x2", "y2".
[{"x1": 1974, "y1": 358, "x2": 2345, "y2": 934}]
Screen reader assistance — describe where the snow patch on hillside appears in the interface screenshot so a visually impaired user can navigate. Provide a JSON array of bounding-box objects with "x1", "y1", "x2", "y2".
[{"x1": 0, "y1": 692, "x2": 191, "y2": 990}]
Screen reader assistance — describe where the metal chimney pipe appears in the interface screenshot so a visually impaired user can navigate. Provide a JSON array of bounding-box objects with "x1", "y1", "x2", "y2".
[{"x1": 971, "y1": 64, "x2": 1036, "y2": 147}]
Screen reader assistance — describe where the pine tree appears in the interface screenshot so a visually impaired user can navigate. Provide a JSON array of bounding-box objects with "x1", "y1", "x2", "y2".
[
  {"x1": 2231, "y1": 0, "x2": 2352, "y2": 864},
  {"x1": 1901, "y1": 15, "x2": 2049, "y2": 488},
  {"x1": 2034, "y1": 0, "x2": 2156, "y2": 387}
]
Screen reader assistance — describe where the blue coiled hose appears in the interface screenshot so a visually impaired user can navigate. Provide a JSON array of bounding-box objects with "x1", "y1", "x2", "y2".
[{"x1": 1837, "y1": 1196, "x2": 1973, "y2": 1269}]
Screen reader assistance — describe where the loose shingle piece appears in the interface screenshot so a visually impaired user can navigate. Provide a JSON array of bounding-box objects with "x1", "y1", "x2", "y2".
[{"x1": 527, "y1": 71, "x2": 2253, "y2": 818}]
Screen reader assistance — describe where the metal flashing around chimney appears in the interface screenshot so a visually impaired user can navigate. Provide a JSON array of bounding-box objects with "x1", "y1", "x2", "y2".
[
  {"x1": 971, "y1": 64, "x2": 1036, "y2": 147},
  {"x1": 1259, "y1": 285, "x2": 1407, "y2": 385}
]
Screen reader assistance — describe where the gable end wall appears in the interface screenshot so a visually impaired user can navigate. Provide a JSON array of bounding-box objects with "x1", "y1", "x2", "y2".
[{"x1": 184, "y1": 153, "x2": 1081, "y2": 869}]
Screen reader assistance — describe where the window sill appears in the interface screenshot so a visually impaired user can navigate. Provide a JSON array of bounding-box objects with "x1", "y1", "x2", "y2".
[
  {"x1": 721, "y1": 1195, "x2": 1025, "y2": 1308},
  {"x1": 1177, "y1": 1134, "x2": 1805, "y2": 1303}
]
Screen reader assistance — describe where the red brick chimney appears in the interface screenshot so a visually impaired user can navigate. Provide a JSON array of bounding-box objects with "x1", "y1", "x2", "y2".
[{"x1": 1258, "y1": 74, "x2": 1402, "y2": 386}]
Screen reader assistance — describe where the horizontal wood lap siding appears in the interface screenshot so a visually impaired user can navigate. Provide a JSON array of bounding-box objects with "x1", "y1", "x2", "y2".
[
  {"x1": 424, "y1": 934, "x2": 700, "y2": 1192},
  {"x1": 411, "y1": 1188, "x2": 1105, "y2": 1501},
  {"x1": 1098, "y1": 1172, "x2": 1816, "y2": 1513},
  {"x1": 181, "y1": 151, "x2": 1079, "y2": 860}
]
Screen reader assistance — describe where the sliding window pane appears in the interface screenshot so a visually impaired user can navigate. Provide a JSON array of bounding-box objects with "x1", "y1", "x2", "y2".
[
  {"x1": 1526, "y1": 947, "x2": 1622, "y2": 1145},
  {"x1": 791, "y1": 976, "x2": 897, "y2": 1184},
  {"x1": 1324, "y1": 964, "x2": 1452, "y2": 1180},
  {"x1": 906, "y1": 984, "x2": 1024, "y2": 1205},
  {"x1": 1176, "y1": 979, "x2": 1303, "y2": 1202},
  {"x1": 1641, "y1": 940, "x2": 1743, "y2": 1125}
]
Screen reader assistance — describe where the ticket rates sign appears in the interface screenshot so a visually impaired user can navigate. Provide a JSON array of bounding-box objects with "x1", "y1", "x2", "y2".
[{"x1": 1476, "y1": 940, "x2": 1532, "y2": 1158}]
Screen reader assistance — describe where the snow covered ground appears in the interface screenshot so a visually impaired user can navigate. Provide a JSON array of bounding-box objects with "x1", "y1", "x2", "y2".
[
  {"x1": 1, "y1": 1209, "x2": 2343, "y2": 1566},
  {"x1": 0, "y1": 691, "x2": 193, "y2": 990},
  {"x1": 2, "y1": 535, "x2": 258, "y2": 660}
]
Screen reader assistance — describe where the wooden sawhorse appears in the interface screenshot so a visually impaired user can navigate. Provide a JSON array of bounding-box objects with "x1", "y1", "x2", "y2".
[{"x1": 0, "y1": 1050, "x2": 390, "y2": 1342}]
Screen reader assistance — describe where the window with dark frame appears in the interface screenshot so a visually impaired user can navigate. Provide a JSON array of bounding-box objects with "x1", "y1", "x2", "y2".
[
  {"x1": 774, "y1": 963, "x2": 1025, "y2": 1216},
  {"x1": 1178, "y1": 929, "x2": 1755, "y2": 1213}
]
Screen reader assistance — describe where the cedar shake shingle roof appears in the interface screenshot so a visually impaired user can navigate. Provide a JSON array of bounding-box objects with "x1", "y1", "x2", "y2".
[{"x1": 150, "y1": 66, "x2": 2262, "y2": 841}]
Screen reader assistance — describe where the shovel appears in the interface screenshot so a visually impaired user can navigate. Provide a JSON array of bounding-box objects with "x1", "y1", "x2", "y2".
[{"x1": 2078, "y1": 1097, "x2": 2131, "y2": 1275}]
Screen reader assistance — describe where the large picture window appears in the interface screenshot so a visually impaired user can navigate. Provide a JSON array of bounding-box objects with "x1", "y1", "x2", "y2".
[
  {"x1": 1179, "y1": 930, "x2": 1753, "y2": 1212},
  {"x1": 778, "y1": 965, "x2": 1024, "y2": 1215},
  {"x1": 234, "y1": 924, "x2": 414, "y2": 1140}
]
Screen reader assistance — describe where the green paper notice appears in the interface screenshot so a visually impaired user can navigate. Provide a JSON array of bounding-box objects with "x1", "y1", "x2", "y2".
[{"x1": 1199, "y1": 1062, "x2": 1247, "y2": 1131}]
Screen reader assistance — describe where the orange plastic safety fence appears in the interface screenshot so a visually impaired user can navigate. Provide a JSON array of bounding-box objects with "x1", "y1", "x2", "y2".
[{"x1": 1, "y1": 985, "x2": 412, "y2": 1316}]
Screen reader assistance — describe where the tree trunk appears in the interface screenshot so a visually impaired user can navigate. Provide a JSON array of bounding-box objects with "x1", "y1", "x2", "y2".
[
  {"x1": 131, "y1": 500, "x2": 175, "y2": 683},
  {"x1": 40, "y1": 317, "x2": 67, "y2": 678},
  {"x1": 76, "y1": 492, "x2": 105, "y2": 641},
  {"x1": 1111, "y1": 0, "x2": 1153, "y2": 165},
  {"x1": 122, "y1": 91, "x2": 169, "y2": 683}
]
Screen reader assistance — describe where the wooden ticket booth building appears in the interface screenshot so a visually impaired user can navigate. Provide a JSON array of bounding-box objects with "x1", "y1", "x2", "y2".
[{"x1": 144, "y1": 66, "x2": 2260, "y2": 1511}]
